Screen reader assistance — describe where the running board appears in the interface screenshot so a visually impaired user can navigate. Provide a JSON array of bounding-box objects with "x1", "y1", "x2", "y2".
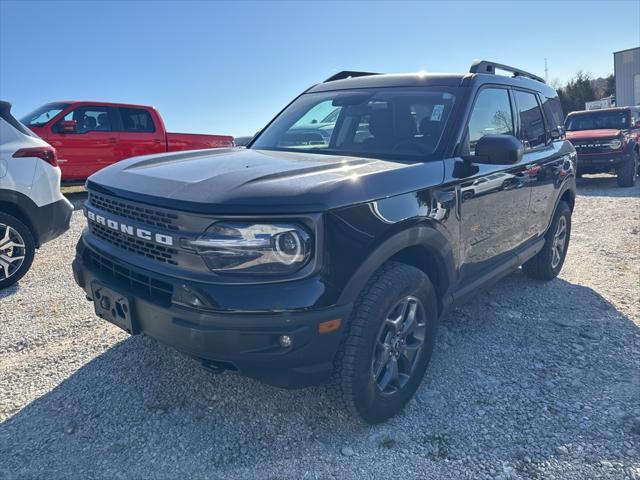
[{"x1": 447, "y1": 237, "x2": 546, "y2": 308}]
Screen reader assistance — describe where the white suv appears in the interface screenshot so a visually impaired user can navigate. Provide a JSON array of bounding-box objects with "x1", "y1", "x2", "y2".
[{"x1": 0, "y1": 101, "x2": 73, "y2": 289}]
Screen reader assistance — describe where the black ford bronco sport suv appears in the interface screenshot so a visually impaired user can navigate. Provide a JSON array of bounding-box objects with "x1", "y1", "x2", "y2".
[{"x1": 73, "y1": 60, "x2": 577, "y2": 423}]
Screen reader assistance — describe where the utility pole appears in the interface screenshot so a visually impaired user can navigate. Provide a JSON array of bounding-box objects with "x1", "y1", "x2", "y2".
[{"x1": 544, "y1": 58, "x2": 548, "y2": 83}]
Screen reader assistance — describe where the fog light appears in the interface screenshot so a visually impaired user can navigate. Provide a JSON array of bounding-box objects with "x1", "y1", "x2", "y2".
[{"x1": 279, "y1": 335, "x2": 293, "y2": 348}]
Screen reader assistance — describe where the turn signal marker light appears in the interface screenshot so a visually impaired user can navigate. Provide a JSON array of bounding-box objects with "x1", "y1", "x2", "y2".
[{"x1": 319, "y1": 318, "x2": 342, "y2": 334}]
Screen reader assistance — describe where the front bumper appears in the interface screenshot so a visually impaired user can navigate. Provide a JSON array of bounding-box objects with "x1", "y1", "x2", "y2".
[
  {"x1": 32, "y1": 197, "x2": 73, "y2": 246},
  {"x1": 576, "y1": 152, "x2": 632, "y2": 173},
  {"x1": 72, "y1": 239, "x2": 352, "y2": 389}
]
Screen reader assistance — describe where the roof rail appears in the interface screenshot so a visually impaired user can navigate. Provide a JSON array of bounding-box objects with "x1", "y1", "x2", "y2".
[
  {"x1": 323, "y1": 71, "x2": 380, "y2": 83},
  {"x1": 469, "y1": 60, "x2": 545, "y2": 84}
]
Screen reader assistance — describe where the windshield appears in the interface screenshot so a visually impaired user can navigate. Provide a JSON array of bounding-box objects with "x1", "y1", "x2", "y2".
[
  {"x1": 21, "y1": 103, "x2": 69, "y2": 127},
  {"x1": 565, "y1": 110, "x2": 629, "y2": 131},
  {"x1": 251, "y1": 87, "x2": 458, "y2": 160}
]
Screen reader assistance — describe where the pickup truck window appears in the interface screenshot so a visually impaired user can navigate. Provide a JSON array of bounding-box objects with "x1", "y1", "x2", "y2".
[
  {"x1": 21, "y1": 103, "x2": 69, "y2": 127},
  {"x1": 515, "y1": 91, "x2": 546, "y2": 149},
  {"x1": 467, "y1": 88, "x2": 514, "y2": 153},
  {"x1": 119, "y1": 108, "x2": 155, "y2": 132},
  {"x1": 55, "y1": 106, "x2": 115, "y2": 133},
  {"x1": 565, "y1": 110, "x2": 630, "y2": 131},
  {"x1": 252, "y1": 87, "x2": 458, "y2": 160}
]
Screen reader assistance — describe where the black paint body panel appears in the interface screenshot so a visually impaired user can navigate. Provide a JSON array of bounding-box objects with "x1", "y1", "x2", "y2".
[{"x1": 73, "y1": 70, "x2": 577, "y2": 388}]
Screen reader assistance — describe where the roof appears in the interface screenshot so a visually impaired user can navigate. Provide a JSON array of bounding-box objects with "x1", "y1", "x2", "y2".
[
  {"x1": 566, "y1": 106, "x2": 638, "y2": 116},
  {"x1": 613, "y1": 47, "x2": 640, "y2": 55},
  {"x1": 45, "y1": 100, "x2": 157, "y2": 110},
  {"x1": 307, "y1": 71, "x2": 557, "y2": 97}
]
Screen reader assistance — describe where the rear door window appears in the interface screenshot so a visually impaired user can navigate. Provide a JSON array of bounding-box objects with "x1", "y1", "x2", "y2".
[
  {"x1": 119, "y1": 108, "x2": 156, "y2": 132},
  {"x1": 514, "y1": 91, "x2": 546, "y2": 149}
]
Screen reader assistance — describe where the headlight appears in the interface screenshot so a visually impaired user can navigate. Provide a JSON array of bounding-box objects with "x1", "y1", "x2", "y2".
[
  {"x1": 608, "y1": 138, "x2": 622, "y2": 150},
  {"x1": 185, "y1": 222, "x2": 312, "y2": 275}
]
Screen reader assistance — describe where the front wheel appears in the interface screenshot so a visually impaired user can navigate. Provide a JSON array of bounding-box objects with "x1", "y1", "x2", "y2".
[
  {"x1": 0, "y1": 213, "x2": 35, "y2": 289},
  {"x1": 617, "y1": 152, "x2": 638, "y2": 187},
  {"x1": 328, "y1": 262, "x2": 439, "y2": 423},
  {"x1": 522, "y1": 201, "x2": 571, "y2": 281}
]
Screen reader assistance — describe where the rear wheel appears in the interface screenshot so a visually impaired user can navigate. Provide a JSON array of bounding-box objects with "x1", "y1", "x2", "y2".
[
  {"x1": 617, "y1": 152, "x2": 638, "y2": 187},
  {"x1": 0, "y1": 213, "x2": 35, "y2": 289},
  {"x1": 522, "y1": 201, "x2": 571, "y2": 281},
  {"x1": 328, "y1": 262, "x2": 439, "y2": 423}
]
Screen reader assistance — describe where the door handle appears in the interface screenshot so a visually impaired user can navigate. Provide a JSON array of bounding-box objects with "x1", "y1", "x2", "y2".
[
  {"x1": 152, "y1": 139, "x2": 162, "y2": 144},
  {"x1": 108, "y1": 137, "x2": 117, "y2": 144}
]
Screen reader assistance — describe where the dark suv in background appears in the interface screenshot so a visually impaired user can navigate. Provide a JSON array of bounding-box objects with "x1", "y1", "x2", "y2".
[
  {"x1": 565, "y1": 106, "x2": 640, "y2": 187},
  {"x1": 73, "y1": 60, "x2": 577, "y2": 423}
]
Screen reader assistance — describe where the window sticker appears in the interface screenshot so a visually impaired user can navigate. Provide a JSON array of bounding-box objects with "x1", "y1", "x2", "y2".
[{"x1": 431, "y1": 104, "x2": 444, "y2": 121}]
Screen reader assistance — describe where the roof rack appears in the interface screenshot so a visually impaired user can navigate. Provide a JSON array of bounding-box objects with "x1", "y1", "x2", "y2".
[
  {"x1": 469, "y1": 60, "x2": 545, "y2": 84},
  {"x1": 323, "y1": 71, "x2": 380, "y2": 83}
]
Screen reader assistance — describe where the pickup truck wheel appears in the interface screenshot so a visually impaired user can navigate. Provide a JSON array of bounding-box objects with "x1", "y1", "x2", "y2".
[
  {"x1": 0, "y1": 213, "x2": 35, "y2": 289},
  {"x1": 328, "y1": 261, "x2": 438, "y2": 424},
  {"x1": 617, "y1": 152, "x2": 638, "y2": 187},
  {"x1": 522, "y1": 201, "x2": 571, "y2": 281}
]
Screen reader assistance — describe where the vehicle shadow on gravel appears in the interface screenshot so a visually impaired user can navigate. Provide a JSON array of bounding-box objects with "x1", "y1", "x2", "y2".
[
  {"x1": 1, "y1": 271, "x2": 638, "y2": 478},
  {"x1": 64, "y1": 192, "x2": 88, "y2": 211},
  {"x1": 577, "y1": 175, "x2": 640, "y2": 198},
  {"x1": 0, "y1": 284, "x2": 19, "y2": 301}
]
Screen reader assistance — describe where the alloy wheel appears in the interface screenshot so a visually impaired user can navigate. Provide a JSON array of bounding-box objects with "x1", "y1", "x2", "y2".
[
  {"x1": 551, "y1": 216, "x2": 567, "y2": 269},
  {"x1": 371, "y1": 296, "x2": 427, "y2": 395},
  {"x1": 0, "y1": 223, "x2": 26, "y2": 281}
]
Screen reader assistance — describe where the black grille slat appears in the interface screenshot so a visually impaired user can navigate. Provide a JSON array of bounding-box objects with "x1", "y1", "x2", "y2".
[
  {"x1": 88, "y1": 192, "x2": 179, "y2": 231},
  {"x1": 85, "y1": 249, "x2": 173, "y2": 304},
  {"x1": 89, "y1": 222, "x2": 178, "y2": 265},
  {"x1": 572, "y1": 141, "x2": 619, "y2": 155}
]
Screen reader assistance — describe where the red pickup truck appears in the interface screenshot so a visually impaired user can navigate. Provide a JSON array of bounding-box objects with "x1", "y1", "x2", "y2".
[{"x1": 21, "y1": 101, "x2": 234, "y2": 182}]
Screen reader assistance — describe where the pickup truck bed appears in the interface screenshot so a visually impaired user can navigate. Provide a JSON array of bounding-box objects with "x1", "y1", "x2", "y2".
[{"x1": 167, "y1": 132, "x2": 233, "y2": 151}]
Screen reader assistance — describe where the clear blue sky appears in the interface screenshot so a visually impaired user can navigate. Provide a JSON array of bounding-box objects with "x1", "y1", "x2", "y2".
[{"x1": 1, "y1": 0, "x2": 638, "y2": 137}]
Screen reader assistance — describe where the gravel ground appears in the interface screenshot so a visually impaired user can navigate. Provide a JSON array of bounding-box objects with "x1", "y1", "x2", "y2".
[{"x1": 0, "y1": 175, "x2": 638, "y2": 480}]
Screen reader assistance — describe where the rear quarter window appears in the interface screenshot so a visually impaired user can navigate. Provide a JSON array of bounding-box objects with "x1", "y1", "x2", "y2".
[{"x1": 541, "y1": 95, "x2": 564, "y2": 133}]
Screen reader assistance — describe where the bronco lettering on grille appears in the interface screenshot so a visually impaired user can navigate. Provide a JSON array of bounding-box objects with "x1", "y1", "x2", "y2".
[{"x1": 86, "y1": 209, "x2": 174, "y2": 246}]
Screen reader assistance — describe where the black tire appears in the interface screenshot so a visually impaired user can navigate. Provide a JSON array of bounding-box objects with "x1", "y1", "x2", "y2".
[
  {"x1": 617, "y1": 152, "x2": 638, "y2": 187},
  {"x1": 328, "y1": 261, "x2": 439, "y2": 424},
  {"x1": 0, "y1": 212, "x2": 36, "y2": 289},
  {"x1": 522, "y1": 201, "x2": 571, "y2": 281}
]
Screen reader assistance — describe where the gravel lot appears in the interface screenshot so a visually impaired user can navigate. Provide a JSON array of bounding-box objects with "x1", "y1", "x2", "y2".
[{"x1": 1, "y1": 175, "x2": 638, "y2": 480}]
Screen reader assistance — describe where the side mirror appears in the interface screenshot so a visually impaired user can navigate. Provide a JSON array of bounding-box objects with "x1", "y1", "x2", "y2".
[
  {"x1": 59, "y1": 120, "x2": 77, "y2": 133},
  {"x1": 473, "y1": 135, "x2": 523, "y2": 165},
  {"x1": 550, "y1": 125, "x2": 564, "y2": 140}
]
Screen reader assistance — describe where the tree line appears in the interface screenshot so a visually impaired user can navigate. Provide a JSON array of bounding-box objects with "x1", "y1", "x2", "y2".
[{"x1": 552, "y1": 72, "x2": 615, "y2": 115}]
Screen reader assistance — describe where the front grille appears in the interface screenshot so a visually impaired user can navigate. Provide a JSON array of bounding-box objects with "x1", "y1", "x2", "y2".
[
  {"x1": 89, "y1": 222, "x2": 178, "y2": 265},
  {"x1": 88, "y1": 191, "x2": 179, "y2": 231},
  {"x1": 573, "y1": 141, "x2": 618, "y2": 155},
  {"x1": 85, "y1": 248, "x2": 173, "y2": 305}
]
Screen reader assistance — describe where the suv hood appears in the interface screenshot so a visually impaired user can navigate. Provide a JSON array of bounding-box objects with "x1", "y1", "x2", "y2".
[
  {"x1": 566, "y1": 129, "x2": 621, "y2": 140},
  {"x1": 88, "y1": 148, "x2": 444, "y2": 214}
]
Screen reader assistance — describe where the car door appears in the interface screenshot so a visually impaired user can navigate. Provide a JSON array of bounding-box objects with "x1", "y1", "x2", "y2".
[
  {"x1": 516, "y1": 91, "x2": 568, "y2": 239},
  {"x1": 48, "y1": 105, "x2": 119, "y2": 180},
  {"x1": 116, "y1": 107, "x2": 165, "y2": 160},
  {"x1": 450, "y1": 86, "x2": 531, "y2": 281}
]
